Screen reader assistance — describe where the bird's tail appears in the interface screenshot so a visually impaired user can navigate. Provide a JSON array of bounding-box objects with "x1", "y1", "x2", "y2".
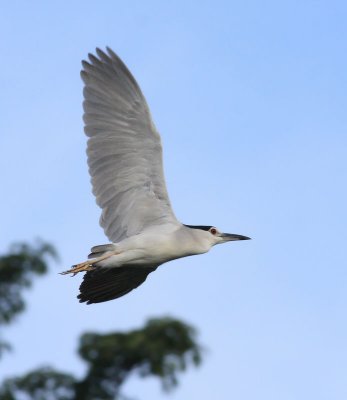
[{"x1": 88, "y1": 244, "x2": 117, "y2": 259}]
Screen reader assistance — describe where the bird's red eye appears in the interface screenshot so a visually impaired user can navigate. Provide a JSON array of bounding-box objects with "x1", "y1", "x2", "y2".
[{"x1": 210, "y1": 228, "x2": 217, "y2": 235}]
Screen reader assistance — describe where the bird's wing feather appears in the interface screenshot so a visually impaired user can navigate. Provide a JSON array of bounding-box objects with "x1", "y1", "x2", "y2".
[
  {"x1": 78, "y1": 266, "x2": 157, "y2": 304},
  {"x1": 81, "y1": 48, "x2": 178, "y2": 243}
]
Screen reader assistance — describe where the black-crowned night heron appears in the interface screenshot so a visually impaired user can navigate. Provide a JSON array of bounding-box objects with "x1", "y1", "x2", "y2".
[{"x1": 61, "y1": 48, "x2": 250, "y2": 304}]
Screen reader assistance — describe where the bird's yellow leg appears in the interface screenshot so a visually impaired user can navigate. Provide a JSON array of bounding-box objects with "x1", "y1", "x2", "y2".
[
  {"x1": 60, "y1": 252, "x2": 118, "y2": 276},
  {"x1": 60, "y1": 261, "x2": 93, "y2": 276}
]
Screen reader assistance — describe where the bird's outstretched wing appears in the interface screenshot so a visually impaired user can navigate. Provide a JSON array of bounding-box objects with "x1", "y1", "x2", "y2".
[
  {"x1": 81, "y1": 48, "x2": 178, "y2": 243},
  {"x1": 78, "y1": 266, "x2": 157, "y2": 304}
]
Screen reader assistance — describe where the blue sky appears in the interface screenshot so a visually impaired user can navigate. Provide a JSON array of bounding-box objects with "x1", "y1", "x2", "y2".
[{"x1": 1, "y1": 0, "x2": 347, "y2": 399}]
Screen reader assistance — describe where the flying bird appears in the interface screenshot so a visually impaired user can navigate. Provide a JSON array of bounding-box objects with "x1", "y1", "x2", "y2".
[{"x1": 61, "y1": 48, "x2": 250, "y2": 304}]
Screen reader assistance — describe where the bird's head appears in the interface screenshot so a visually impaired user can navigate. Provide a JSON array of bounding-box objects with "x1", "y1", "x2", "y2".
[{"x1": 184, "y1": 225, "x2": 250, "y2": 250}]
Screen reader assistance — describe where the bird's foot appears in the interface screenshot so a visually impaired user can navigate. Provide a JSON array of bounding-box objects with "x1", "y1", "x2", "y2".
[
  {"x1": 60, "y1": 251, "x2": 118, "y2": 277},
  {"x1": 60, "y1": 261, "x2": 94, "y2": 277}
]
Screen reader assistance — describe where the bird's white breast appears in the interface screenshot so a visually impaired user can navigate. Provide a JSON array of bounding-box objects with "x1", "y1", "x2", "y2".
[{"x1": 99, "y1": 225, "x2": 211, "y2": 268}]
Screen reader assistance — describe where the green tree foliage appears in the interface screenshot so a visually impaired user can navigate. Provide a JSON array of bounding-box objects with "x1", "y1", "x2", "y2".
[
  {"x1": 0, "y1": 241, "x2": 58, "y2": 357},
  {"x1": 75, "y1": 317, "x2": 202, "y2": 400},
  {"x1": 0, "y1": 367, "x2": 76, "y2": 400},
  {"x1": 0, "y1": 243, "x2": 202, "y2": 400},
  {"x1": 0, "y1": 318, "x2": 201, "y2": 400}
]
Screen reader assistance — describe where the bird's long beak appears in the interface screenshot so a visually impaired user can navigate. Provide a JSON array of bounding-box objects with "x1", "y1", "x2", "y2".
[{"x1": 220, "y1": 233, "x2": 251, "y2": 241}]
